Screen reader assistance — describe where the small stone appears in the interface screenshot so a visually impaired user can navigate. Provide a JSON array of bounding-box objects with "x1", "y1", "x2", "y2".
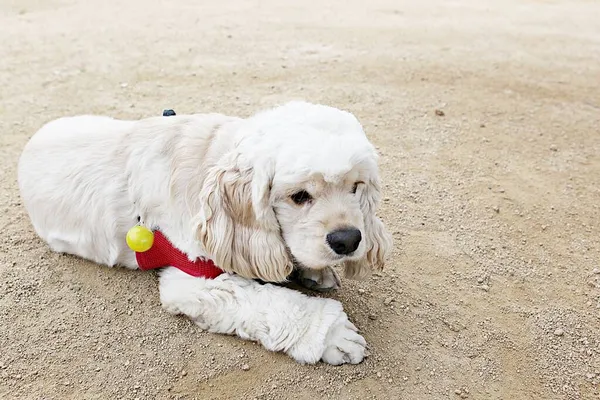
[
  {"x1": 383, "y1": 297, "x2": 395, "y2": 306},
  {"x1": 549, "y1": 144, "x2": 558, "y2": 151},
  {"x1": 480, "y1": 284, "x2": 489, "y2": 292},
  {"x1": 241, "y1": 364, "x2": 250, "y2": 371},
  {"x1": 14, "y1": 374, "x2": 22, "y2": 379},
  {"x1": 553, "y1": 328, "x2": 564, "y2": 336},
  {"x1": 181, "y1": 370, "x2": 187, "y2": 377},
  {"x1": 586, "y1": 373, "x2": 596, "y2": 379},
  {"x1": 455, "y1": 389, "x2": 462, "y2": 395},
  {"x1": 435, "y1": 109, "x2": 445, "y2": 117},
  {"x1": 492, "y1": 206, "x2": 499, "y2": 213},
  {"x1": 592, "y1": 268, "x2": 600, "y2": 275},
  {"x1": 120, "y1": 82, "x2": 128, "y2": 88},
  {"x1": 376, "y1": 372, "x2": 382, "y2": 378},
  {"x1": 358, "y1": 288, "x2": 365, "y2": 294},
  {"x1": 477, "y1": 277, "x2": 485, "y2": 284},
  {"x1": 368, "y1": 314, "x2": 377, "y2": 320}
]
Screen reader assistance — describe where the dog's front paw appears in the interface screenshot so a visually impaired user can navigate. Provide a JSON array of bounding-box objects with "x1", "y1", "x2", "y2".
[
  {"x1": 286, "y1": 300, "x2": 366, "y2": 365},
  {"x1": 294, "y1": 266, "x2": 341, "y2": 292},
  {"x1": 321, "y1": 318, "x2": 367, "y2": 365}
]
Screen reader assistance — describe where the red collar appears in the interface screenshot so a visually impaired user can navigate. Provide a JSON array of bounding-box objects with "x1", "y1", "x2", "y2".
[{"x1": 135, "y1": 230, "x2": 223, "y2": 279}]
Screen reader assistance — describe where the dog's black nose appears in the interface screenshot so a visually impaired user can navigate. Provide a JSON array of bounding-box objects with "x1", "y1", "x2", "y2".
[{"x1": 327, "y1": 229, "x2": 362, "y2": 255}]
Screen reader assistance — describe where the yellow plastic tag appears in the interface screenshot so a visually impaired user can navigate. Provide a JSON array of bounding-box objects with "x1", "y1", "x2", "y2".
[{"x1": 126, "y1": 225, "x2": 154, "y2": 252}]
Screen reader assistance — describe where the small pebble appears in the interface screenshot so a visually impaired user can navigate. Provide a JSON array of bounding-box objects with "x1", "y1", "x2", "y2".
[
  {"x1": 120, "y1": 82, "x2": 128, "y2": 88},
  {"x1": 592, "y1": 268, "x2": 600, "y2": 275},
  {"x1": 376, "y1": 372, "x2": 382, "y2": 378},
  {"x1": 477, "y1": 277, "x2": 485, "y2": 284},
  {"x1": 549, "y1": 144, "x2": 558, "y2": 151},
  {"x1": 383, "y1": 297, "x2": 395, "y2": 306},
  {"x1": 358, "y1": 288, "x2": 365, "y2": 294},
  {"x1": 553, "y1": 328, "x2": 564, "y2": 336},
  {"x1": 181, "y1": 370, "x2": 187, "y2": 377},
  {"x1": 368, "y1": 314, "x2": 377, "y2": 320},
  {"x1": 241, "y1": 364, "x2": 250, "y2": 371},
  {"x1": 480, "y1": 284, "x2": 489, "y2": 292},
  {"x1": 435, "y1": 109, "x2": 445, "y2": 116}
]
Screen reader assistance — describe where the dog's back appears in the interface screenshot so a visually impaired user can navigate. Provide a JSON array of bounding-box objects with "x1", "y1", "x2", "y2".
[
  {"x1": 18, "y1": 116, "x2": 137, "y2": 265},
  {"x1": 17, "y1": 113, "x2": 236, "y2": 267}
]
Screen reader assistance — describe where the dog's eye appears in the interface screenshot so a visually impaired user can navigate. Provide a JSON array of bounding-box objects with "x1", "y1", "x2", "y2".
[
  {"x1": 290, "y1": 190, "x2": 312, "y2": 205},
  {"x1": 351, "y1": 182, "x2": 363, "y2": 194}
]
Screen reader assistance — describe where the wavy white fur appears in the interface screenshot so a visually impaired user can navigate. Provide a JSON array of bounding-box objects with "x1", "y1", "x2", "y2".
[{"x1": 17, "y1": 101, "x2": 392, "y2": 365}]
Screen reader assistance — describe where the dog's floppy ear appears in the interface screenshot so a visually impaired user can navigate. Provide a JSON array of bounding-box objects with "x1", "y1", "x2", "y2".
[
  {"x1": 195, "y1": 153, "x2": 292, "y2": 282},
  {"x1": 342, "y1": 170, "x2": 393, "y2": 280}
]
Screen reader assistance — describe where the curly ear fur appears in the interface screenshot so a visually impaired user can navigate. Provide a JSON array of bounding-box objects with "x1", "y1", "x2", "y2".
[
  {"x1": 342, "y1": 174, "x2": 393, "y2": 280},
  {"x1": 196, "y1": 154, "x2": 293, "y2": 282}
]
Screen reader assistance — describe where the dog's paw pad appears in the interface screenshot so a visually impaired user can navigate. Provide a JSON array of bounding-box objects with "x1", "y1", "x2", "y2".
[{"x1": 295, "y1": 266, "x2": 341, "y2": 292}]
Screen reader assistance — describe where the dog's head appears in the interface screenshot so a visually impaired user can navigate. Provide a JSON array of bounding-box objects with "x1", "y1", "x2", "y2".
[{"x1": 196, "y1": 101, "x2": 392, "y2": 282}]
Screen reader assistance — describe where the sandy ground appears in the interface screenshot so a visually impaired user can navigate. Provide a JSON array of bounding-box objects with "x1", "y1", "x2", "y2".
[{"x1": 1, "y1": 0, "x2": 599, "y2": 399}]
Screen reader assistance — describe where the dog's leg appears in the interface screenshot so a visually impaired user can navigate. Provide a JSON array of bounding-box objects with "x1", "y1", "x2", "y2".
[
  {"x1": 290, "y1": 266, "x2": 341, "y2": 292},
  {"x1": 158, "y1": 267, "x2": 365, "y2": 365}
]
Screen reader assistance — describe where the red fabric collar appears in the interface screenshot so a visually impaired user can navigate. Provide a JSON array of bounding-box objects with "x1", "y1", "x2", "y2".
[{"x1": 135, "y1": 230, "x2": 223, "y2": 279}]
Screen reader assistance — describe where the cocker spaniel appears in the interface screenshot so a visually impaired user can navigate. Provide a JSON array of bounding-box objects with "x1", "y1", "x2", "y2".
[{"x1": 17, "y1": 101, "x2": 392, "y2": 365}]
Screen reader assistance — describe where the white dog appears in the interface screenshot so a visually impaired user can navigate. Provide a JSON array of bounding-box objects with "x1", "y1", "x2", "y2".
[{"x1": 17, "y1": 101, "x2": 392, "y2": 365}]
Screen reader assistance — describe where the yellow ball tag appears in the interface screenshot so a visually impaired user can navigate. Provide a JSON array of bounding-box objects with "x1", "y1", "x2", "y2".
[{"x1": 126, "y1": 225, "x2": 154, "y2": 252}]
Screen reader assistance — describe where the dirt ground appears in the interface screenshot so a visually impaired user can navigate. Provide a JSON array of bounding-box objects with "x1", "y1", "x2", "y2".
[{"x1": 1, "y1": 0, "x2": 599, "y2": 399}]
